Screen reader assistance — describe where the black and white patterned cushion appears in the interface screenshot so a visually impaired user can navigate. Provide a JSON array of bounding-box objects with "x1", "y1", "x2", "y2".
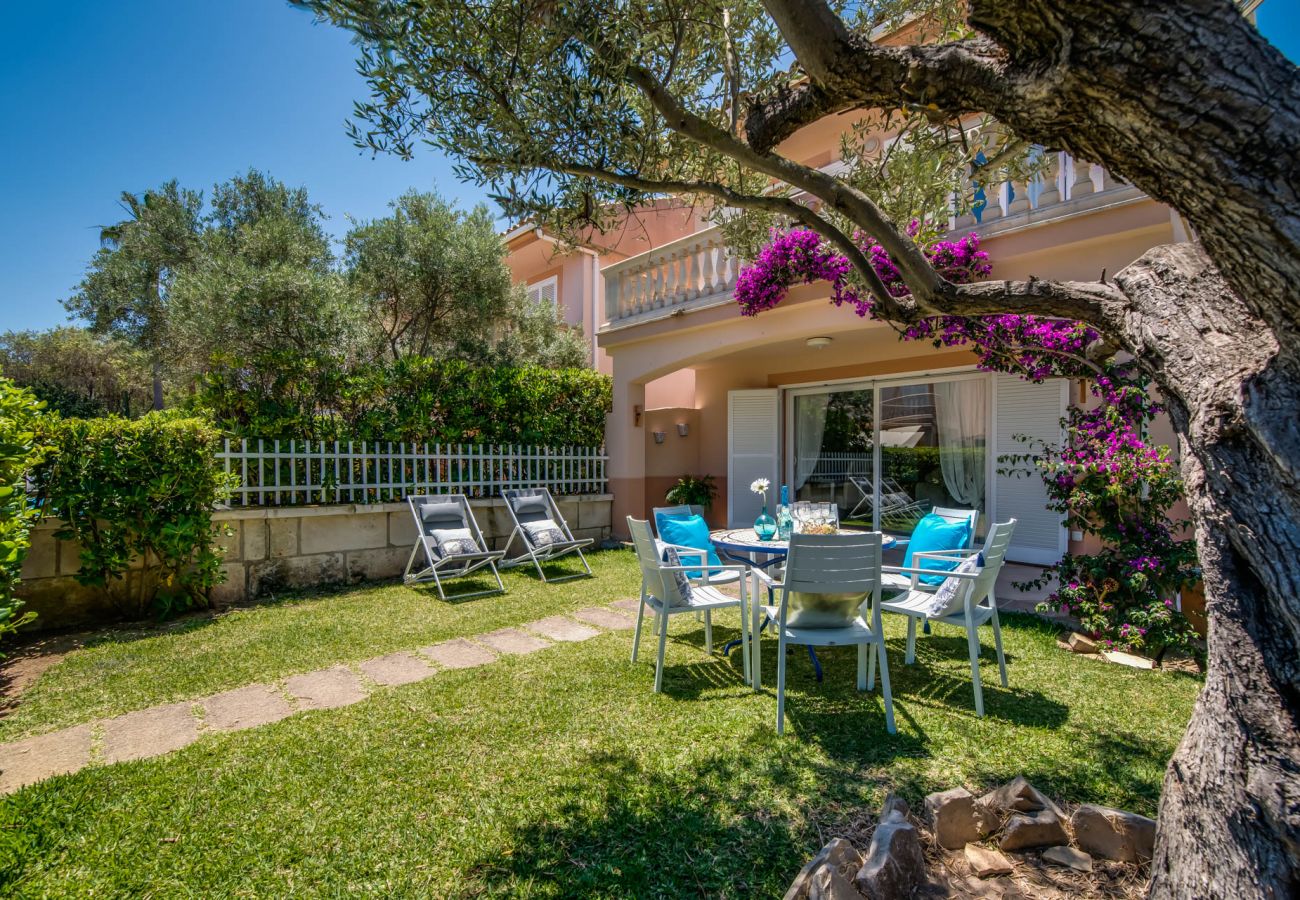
[
  {"x1": 524, "y1": 519, "x2": 566, "y2": 547},
  {"x1": 662, "y1": 546, "x2": 694, "y2": 607},
  {"x1": 430, "y1": 527, "x2": 479, "y2": 557}
]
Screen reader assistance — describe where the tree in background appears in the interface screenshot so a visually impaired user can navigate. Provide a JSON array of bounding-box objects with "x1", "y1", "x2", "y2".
[
  {"x1": 296, "y1": 0, "x2": 1300, "y2": 892},
  {"x1": 63, "y1": 182, "x2": 203, "y2": 409},
  {"x1": 0, "y1": 327, "x2": 152, "y2": 418},
  {"x1": 345, "y1": 191, "x2": 587, "y2": 367},
  {"x1": 169, "y1": 169, "x2": 367, "y2": 418}
]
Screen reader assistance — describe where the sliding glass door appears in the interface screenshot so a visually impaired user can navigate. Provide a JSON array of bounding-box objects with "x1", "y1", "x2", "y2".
[{"x1": 788, "y1": 374, "x2": 989, "y2": 536}]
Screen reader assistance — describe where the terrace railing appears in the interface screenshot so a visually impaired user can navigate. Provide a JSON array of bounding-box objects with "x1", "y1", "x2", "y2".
[
  {"x1": 602, "y1": 224, "x2": 741, "y2": 326},
  {"x1": 217, "y1": 439, "x2": 607, "y2": 508}
]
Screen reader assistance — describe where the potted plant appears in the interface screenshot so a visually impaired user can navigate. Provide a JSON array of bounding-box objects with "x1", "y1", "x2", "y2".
[{"x1": 664, "y1": 474, "x2": 716, "y2": 510}]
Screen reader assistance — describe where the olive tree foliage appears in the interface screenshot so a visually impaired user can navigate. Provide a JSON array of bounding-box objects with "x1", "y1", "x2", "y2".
[
  {"x1": 63, "y1": 181, "x2": 204, "y2": 409},
  {"x1": 343, "y1": 190, "x2": 587, "y2": 366},
  {"x1": 297, "y1": 1, "x2": 1300, "y2": 896},
  {"x1": 0, "y1": 327, "x2": 153, "y2": 418}
]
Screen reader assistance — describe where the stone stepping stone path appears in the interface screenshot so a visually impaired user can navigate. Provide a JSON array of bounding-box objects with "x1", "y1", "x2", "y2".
[{"x1": 0, "y1": 601, "x2": 640, "y2": 794}]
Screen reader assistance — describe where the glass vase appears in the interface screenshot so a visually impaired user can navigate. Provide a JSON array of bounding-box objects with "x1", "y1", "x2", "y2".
[{"x1": 754, "y1": 505, "x2": 777, "y2": 541}]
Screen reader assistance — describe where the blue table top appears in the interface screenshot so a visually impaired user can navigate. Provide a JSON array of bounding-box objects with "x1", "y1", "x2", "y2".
[{"x1": 710, "y1": 528, "x2": 897, "y2": 557}]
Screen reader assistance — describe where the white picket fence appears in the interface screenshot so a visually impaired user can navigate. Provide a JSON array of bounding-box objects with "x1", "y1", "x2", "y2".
[{"x1": 217, "y1": 439, "x2": 607, "y2": 507}]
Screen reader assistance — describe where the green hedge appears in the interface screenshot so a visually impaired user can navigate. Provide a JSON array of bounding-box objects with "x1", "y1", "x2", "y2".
[
  {"x1": 33, "y1": 412, "x2": 239, "y2": 619},
  {"x1": 0, "y1": 379, "x2": 46, "y2": 645},
  {"x1": 195, "y1": 358, "x2": 612, "y2": 446}
]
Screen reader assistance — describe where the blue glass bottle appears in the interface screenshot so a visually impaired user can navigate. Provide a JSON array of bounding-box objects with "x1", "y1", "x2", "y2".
[{"x1": 777, "y1": 484, "x2": 793, "y2": 540}]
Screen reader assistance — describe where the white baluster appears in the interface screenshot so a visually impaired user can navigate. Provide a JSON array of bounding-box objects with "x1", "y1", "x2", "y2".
[
  {"x1": 664, "y1": 251, "x2": 678, "y2": 305},
  {"x1": 1008, "y1": 177, "x2": 1031, "y2": 215},
  {"x1": 981, "y1": 181, "x2": 1005, "y2": 222},
  {"x1": 1035, "y1": 153, "x2": 1061, "y2": 208},
  {"x1": 1068, "y1": 155, "x2": 1095, "y2": 199},
  {"x1": 700, "y1": 240, "x2": 716, "y2": 294}
]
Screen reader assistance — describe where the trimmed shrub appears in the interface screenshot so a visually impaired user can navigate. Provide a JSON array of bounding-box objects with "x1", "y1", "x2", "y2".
[
  {"x1": 195, "y1": 357, "x2": 611, "y2": 446},
  {"x1": 33, "y1": 412, "x2": 239, "y2": 619},
  {"x1": 0, "y1": 378, "x2": 46, "y2": 645}
]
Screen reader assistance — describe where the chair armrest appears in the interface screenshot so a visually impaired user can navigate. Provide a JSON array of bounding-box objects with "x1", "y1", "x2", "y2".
[
  {"x1": 913, "y1": 548, "x2": 978, "y2": 559},
  {"x1": 881, "y1": 564, "x2": 980, "y2": 580},
  {"x1": 660, "y1": 543, "x2": 710, "y2": 563},
  {"x1": 660, "y1": 563, "x2": 747, "y2": 574},
  {"x1": 749, "y1": 566, "x2": 782, "y2": 589}
]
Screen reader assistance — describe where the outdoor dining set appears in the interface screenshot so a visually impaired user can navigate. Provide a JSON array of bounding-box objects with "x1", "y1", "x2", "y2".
[
  {"x1": 630, "y1": 502, "x2": 1018, "y2": 733},
  {"x1": 395, "y1": 483, "x2": 1016, "y2": 736}
]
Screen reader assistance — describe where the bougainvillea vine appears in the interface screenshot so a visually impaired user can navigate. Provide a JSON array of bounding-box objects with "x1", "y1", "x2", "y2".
[{"x1": 736, "y1": 227, "x2": 1201, "y2": 661}]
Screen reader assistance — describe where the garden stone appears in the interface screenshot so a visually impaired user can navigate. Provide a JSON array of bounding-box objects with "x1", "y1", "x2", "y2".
[
  {"x1": 925, "y1": 786, "x2": 996, "y2": 849},
  {"x1": 1066, "y1": 632, "x2": 1098, "y2": 654},
  {"x1": 808, "y1": 865, "x2": 868, "y2": 900},
  {"x1": 610, "y1": 597, "x2": 642, "y2": 613},
  {"x1": 476, "y1": 628, "x2": 552, "y2": 655},
  {"x1": 784, "y1": 837, "x2": 863, "y2": 900},
  {"x1": 963, "y1": 843, "x2": 1013, "y2": 878},
  {"x1": 854, "y1": 810, "x2": 926, "y2": 898},
  {"x1": 101, "y1": 701, "x2": 199, "y2": 764},
  {"x1": 571, "y1": 606, "x2": 635, "y2": 630},
  {"x1": 201, "y1": 684, "x2": 293, "y2": 731},
  {"x1": 879, "y1": 793, "x2": 910, "y2": 822},
  {"x1": 998, "y1": 810, "x2": 1068, "y2": 851},
  {"x1": 978, "y1": 776, "x2": 1063, "y2": 819},
  {"x1": 419, "y1": 638, "x2": 497, "y2": 669},
  {"x1": 1041, "y1": 845, "x2": 1094, "y2": 872},
  {"x1": 284, "y1": 666, "x2": 368, "y2": 710},
  {"x1": 525, "y1": 616, "x2": 601, "y2": 642},
  {"x1": 1070, "y1": 804, "x2": 1156, "y2": 862},
  {"x1": 0, "y1": 724, "x2": 93, "y2": 793},
  {"x1": 357, "y1": 652, "x2": 436, "y2": 686}
]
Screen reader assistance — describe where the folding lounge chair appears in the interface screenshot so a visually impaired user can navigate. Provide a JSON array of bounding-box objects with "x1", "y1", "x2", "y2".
[
  {"x1": 403, "y1": 493, "x2": 506, "y2": 601},
  {"x1": 500, "y1": 488, "x2": 594, "y2": 582}
]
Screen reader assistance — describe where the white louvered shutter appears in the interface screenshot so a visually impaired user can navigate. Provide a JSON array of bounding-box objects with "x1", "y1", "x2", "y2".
[
  {"x1": 527, "y1": 276, "x2": 558, "y2": 307},
  {"x1": 728, "y1": 389, "x2": 781, "y2": 527},
  {"x1": 992, "y1": 375, "x2": 1068, "y2": 564}
]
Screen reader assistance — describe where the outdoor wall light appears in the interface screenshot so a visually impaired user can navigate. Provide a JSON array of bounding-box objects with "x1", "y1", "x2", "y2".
[
  {"x1": 676, "y1": 422, "x2": 689, "y2": 437},
  {"x1": 806, "y1": 336, "x2": 833, "y2": 349},
  {"x1": 653, "y1": 430, "x2": 666, "y2": 444}
]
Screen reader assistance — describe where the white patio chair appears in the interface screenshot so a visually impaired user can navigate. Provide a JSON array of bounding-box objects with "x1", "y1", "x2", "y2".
[
  {"x1": 751, "y1": 531, "x2": 896, "y2": 735},
  {"x1": 628, "y1": 517, "x2": 750, "y2": 693},
  {"x1": 403, "y1": 493, "x2": 506, "y2": 601},
  {"x1": 847, "y1": 475, "x2": 931, "y2": 524},
  {"x1": 500, "y1": 488, "x2": 593, "y2": 583},
  {"x1": 881, "y1": 506, "x2": 980, "y2": 594},
  {"x1": 651, "y1": 505, "x2": 740, "y2": 587},
  {"x1": 879, "y1": 519, "x2": 1017, "y2": 717}
]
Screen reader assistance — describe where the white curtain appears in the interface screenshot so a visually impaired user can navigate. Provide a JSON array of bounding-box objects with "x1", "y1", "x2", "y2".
[
  {"x1": 934, "y1": 380, "x2": 988, "y2": 509},
  {"x1": 794, "y1": 394, "x2": 830, "y2": 491}
]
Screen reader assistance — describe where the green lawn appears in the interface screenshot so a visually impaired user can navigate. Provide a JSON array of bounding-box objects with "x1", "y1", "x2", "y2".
[{"x1": 0, "y1": 550, "x2": 1201, "y2": 897}]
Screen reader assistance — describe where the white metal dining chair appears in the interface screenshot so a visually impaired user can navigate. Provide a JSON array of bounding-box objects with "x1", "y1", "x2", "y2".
[
  {"x1": 880, "y1": 519, "x2": 1017, "y2": 717},
  {"x1": 651, "y1": 505, "x2": 741, "y2": 587},
  {"x1": 627, "y1": 517, "x2": 750, "y2": 693},
  {"x1": 752, "y1": 531, "x2": 896, "y2": 735}
]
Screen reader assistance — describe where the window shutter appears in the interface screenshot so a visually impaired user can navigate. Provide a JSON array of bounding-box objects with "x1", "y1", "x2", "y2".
[
  {"x1": 992, "y1": 375, "x2": 1068, "y2": 564},
  {"x1": 527, "y1": 276, "x2": 558, "y2": 306},
  {"x1": 728, "y1": 389, "x2": 781, "y2": 528}
]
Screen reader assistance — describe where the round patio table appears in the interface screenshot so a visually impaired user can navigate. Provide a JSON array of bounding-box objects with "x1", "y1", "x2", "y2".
[{"x1": 710, "y1": 528, "x2": 897, "y2": 677}]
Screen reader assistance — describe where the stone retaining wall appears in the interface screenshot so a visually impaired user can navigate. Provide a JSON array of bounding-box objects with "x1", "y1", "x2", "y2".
[{"x1": 17, "y1": 495, "x2": 614, "y2": 632}]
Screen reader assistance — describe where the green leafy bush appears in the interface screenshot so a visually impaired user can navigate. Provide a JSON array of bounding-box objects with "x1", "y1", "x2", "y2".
[
  {"x1": 196, "y1": 357, "x2": 611, "y2": 446},
  {"x1": 665, "y1": 474, "x2": 717, "y2": 509},
  {"x1": 0, "y1": 379, "x2": 47, "y2": 645},
  {"x1": 33, "y1": 412, "x2": 239, "y2": 619}
]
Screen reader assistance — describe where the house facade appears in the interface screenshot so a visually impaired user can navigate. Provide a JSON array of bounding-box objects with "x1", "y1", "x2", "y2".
[{"x1": 502, "y1": 17, "x2": 1199, "y2": 570}]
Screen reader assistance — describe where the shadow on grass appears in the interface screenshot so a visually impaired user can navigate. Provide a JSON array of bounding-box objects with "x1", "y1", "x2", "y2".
[{"x1": 456, "y1": 743, "x2": 900, "y2": 897}]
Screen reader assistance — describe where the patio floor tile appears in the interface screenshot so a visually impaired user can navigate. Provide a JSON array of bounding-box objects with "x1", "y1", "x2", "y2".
[
  {"x1": 524, "y1": 616, "x2": 601, "y2": 642},
  {"x1": 418, "y1": 638, "x2": 498, "y2": 669},
  {"x1": 357, "y1": 652, "x2": 436, "y2": 686},
  {"x1": 475, "y1": 628, "x2": 552, "y2": 655},
  {"x1": 0, "y1": 724, "x2": 93, "y2": 793},
  {"x1": 284, "y1": 666, "x2": 369, "y2": 710},
  {"x1": 201, "y1": 684, "x2": 294, "y2": 732},
  {"x1": 101, "y1": 702, "x2": 200, "y2": 764},
  {"x1": 571, "y1": 606, "x2": 636, "y2": 630}
]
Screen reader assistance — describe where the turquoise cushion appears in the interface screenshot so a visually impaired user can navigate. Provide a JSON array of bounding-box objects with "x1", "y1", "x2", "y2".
[
  {"x1": 656, "y1": 514, "x2": 723, "y2": 578},
  {"x1": 903, "y1": 514, "x2": 971, "y2": 585}
]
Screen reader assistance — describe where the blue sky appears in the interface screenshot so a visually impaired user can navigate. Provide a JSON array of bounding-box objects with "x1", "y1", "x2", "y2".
[{"x1": 1, "y1": 0, "x2": 1297, "y2": 333}]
